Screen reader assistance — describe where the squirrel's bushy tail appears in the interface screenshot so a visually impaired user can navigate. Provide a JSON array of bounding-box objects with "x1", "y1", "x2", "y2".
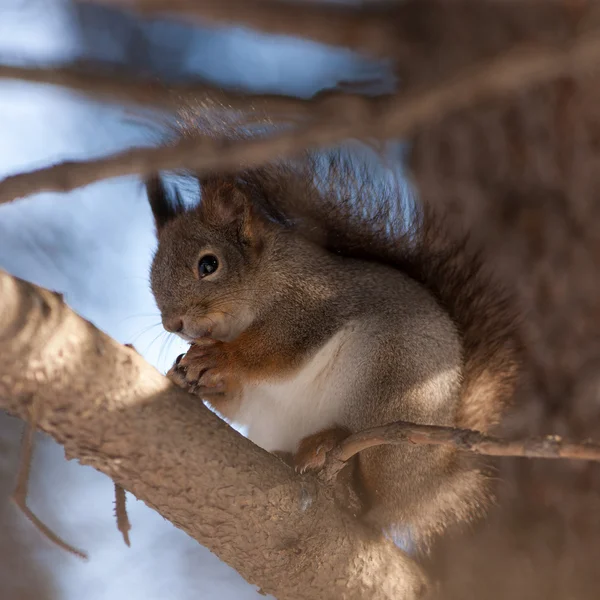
[
  {"x1": 233, "y1": 148, "x2": 521, "y2": 433},
  {"x1": 403, "y1": 207, "x2": 522, "y2": 431}
]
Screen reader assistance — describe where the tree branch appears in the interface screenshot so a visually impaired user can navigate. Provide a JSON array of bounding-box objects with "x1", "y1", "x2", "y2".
[
  {"x1": 11, "y1": 400, "x2": 88, "y2": 559},
  {"x1": 0, "y1": 269, "x2": 428, "y2": 600},
  {"x1": 2, "y1": 24, "x2": 600, "y2": 204},
  {"x1": 113, "y1": 482, "x2": 131, "y2": 547},
  {"x1": 88, "y1": 0, "x2": 395, "y2": 58},
  {"x1": 0, "y1": 63, "x2": 316, "y2": 117},
  {"x1": 324, "y1": 421, "x2": 600, "y2": 481},
  {"x1": 85, "y1": 0, "x2": 589, "y2": 65}
]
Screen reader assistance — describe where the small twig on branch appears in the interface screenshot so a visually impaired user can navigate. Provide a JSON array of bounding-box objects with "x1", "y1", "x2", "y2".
[
  {"x1": 114, "y1": 482, "x2": 132, "y2": 547},
  {"x1": 11, "y1": 399, "x2": 88, "y2": 559},
  {"x1": 323, "y1": 421, "x2": 600, "y2": 481},
  {"x1": 2, "y1": 26, "x2": 600, "y2": 204}
]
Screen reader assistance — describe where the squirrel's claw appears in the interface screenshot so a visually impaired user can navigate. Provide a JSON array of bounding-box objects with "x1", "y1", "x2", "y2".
[{"x1": 167, "y1": 342, "x2": 239, "y2": 404}]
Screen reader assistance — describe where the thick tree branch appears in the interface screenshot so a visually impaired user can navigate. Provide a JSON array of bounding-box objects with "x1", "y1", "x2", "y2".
[
  {"x1": 2, "y1": 24, "x2": 600, "y2": 205},
  {"x1": 0, "y1": 269, "x2": 428, "y2": 600}
]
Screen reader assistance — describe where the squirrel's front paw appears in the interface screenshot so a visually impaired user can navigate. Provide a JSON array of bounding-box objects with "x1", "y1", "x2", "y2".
[
  {"x1": 294, "y1": 427, "x2": 349, "y2": 474},
  {"x1": 167, "y1": 341, "x2": 239, "y2": 400}
]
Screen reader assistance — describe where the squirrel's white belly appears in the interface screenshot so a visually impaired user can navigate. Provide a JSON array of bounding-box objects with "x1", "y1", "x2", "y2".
[{"x1": 234, "y1": 326, "x2": 359, "y2": 453}]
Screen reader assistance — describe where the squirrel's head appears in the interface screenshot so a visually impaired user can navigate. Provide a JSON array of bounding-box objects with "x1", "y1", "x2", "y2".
[{"x1": 146, "y1": 175, "x2": 277, "y2": 343}]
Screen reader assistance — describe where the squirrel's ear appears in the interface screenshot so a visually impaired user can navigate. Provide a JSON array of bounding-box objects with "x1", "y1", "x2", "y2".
[
  {"x1": 198, "y1": 177, "x2": 262, "y2": 244},
  {"x1": 145, "y1": 175, "x2": 186, "y2": 232}
]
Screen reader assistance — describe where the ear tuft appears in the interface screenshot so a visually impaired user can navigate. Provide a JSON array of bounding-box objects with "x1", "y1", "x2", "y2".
[
  {"x1": 198, "y1": 176, "x2": 268, "y2": 249},
  {"x1": 198, "y1": 176, "x2": 250, "y2": 228},
  {"x1": 145, "y1": 175, "x2": 186, "y2": 232}
]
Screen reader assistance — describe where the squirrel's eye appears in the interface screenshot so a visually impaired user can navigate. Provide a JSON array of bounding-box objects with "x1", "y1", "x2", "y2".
[{"x1": 198, "y1": 254, "x2": 219, "y2": 278}]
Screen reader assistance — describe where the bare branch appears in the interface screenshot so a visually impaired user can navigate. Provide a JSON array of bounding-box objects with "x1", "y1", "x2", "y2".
[
  {"x1": 88, "y1": 0, "x2": 394, "y2": 57},
  {"x1": 0, "y1": 63, "x2": 315, "y2": 117},
  {"x1": 0, "y1": 269, "x2": 428, "y2": 600},
  {"x1": 114, "y1": 482, "x2": 131, "y2": 547},
  {"x1": 11, "y1": 400, "x2": 88, "y2": 559},
  {"x1": 84, "y1": 0, "x2": 591, "y2": 66},
  {"x1": 2, "y1": 25, "x2": 600, "y2": 204},
  {"x1": 323, "y1": 421, "x2": 600, "y2": 481}
]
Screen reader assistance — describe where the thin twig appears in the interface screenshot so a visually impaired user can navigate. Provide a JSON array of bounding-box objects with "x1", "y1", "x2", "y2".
[
  {"x1": 1, "y1": 27, "x2": 599, "y2": 204},
  {"x1": 0, "y1": 63, "x2": 316, "y2": 117},
  {"x1": 11, "y1": 399, "x2": 88, "y2": 559},
  {"x1": 114, "y1": 482, "x2": 132, "y2": 547},
  {"x1": 323, "y1": 421, "x2": 600, "y2": 482}
]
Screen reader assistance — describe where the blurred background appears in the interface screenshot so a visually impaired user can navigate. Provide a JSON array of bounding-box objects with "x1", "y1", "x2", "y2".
[
  {"x1": 6, "y1": 3, "x2": 600, "y2": 600},
  {"x1": 0, "y1": 1, "x2": 388, "y2": 598}
]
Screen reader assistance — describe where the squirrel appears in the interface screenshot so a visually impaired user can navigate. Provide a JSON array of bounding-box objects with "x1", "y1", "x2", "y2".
[{"x1": 145, "y1": 149, "x2": 521, "y2": 547}]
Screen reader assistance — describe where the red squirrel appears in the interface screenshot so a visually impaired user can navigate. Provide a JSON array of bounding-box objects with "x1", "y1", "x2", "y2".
[{"x1": 146, "y1": 151, "x2": 520, "y2": 546}]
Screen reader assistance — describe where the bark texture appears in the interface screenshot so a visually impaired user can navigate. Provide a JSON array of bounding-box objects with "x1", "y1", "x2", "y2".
[{"x1": 0, "y1": 269, "x2": 428, "y2": 600}]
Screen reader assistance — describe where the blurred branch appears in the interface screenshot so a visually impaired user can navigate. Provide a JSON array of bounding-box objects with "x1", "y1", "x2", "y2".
[
  {"x1": 324, "y1": 421, "x2": 600, "y2": 481},
  {"x1": 85, "y1": 0, "x2": 395, "y2": 57},
  {"x1": 0, "y1": 269, "x2": 428, "y2": 600},
  {"x1": 83, "y1": 0, "x2": 591, "y2": 65},
  {"x1": 2, "y1": 25, "x2": 600, "y2": 203},
  {"x1": 0, "y1": 63, "x2": 316, "y2": 117}
]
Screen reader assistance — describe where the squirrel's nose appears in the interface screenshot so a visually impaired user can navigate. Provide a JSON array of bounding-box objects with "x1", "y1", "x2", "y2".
[{"x1": 162, "y1": 316, "x2": 183, "y2": 333}]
